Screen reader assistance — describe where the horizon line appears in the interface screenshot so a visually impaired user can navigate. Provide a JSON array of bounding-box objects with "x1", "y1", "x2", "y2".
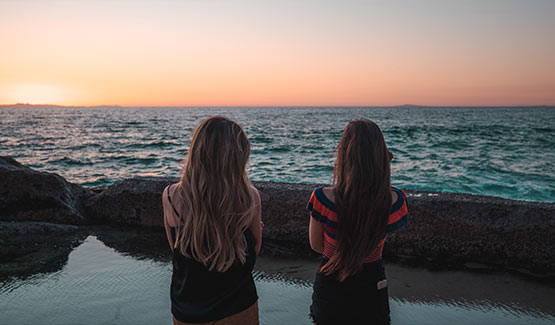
[{"x1": 2, "y1": 103, "x2": 555, "y2": 108}]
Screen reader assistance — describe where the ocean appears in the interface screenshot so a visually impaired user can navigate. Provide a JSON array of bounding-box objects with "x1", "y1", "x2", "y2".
[{"x1": 1, "y1": 105, "x2": 553, "y2": 202}]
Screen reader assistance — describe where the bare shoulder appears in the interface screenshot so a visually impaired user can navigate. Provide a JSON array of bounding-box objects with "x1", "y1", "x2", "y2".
[
  {"x1": 163, "y1": 182, "x2": 182, "y2": 228},
  {"x1": 322, "y1": 186, "x2": 335, "y2": 203},
  {"x1": 250, "y1": 185, "x2": 261, "y2": 204},
  {"x1": 164, "y1": 183, "x2": 185, "y2": 209},
  {"x1": 166, "y1": 182, "x2": 180, "y2": 197}
]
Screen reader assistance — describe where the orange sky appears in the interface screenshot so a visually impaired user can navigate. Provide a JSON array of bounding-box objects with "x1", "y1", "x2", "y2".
[{"x1": 1, "y1": 0, "x2": 554, "y2": 106}]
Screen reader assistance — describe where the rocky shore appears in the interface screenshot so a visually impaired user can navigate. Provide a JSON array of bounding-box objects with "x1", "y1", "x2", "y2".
[{"x1": 1, "y1": 156, "x2": 554, "y2": 279}]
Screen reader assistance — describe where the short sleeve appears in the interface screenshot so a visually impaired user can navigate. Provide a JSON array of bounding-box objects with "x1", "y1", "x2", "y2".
[
  {"x1": 306, "y1": 190, "x2": 319, "y2": 221},
  {"x1": 387, "y1": 187, "x2": 408, "y2": 233},
  {"x1": 306, "y1": 188, "x2": 328, "y2": 223}
]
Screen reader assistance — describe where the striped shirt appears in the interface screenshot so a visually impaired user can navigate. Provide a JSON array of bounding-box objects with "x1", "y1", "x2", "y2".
[{"x1": 307, "y1": 186, "x2": 408, "y2": 263}]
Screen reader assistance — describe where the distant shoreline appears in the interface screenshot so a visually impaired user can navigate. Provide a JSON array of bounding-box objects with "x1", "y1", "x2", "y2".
[{"x1": 1, "y1": 103, "x2": 554, "y2": 109}]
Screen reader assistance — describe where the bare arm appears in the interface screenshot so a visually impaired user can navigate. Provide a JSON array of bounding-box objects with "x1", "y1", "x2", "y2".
[
  {"x1": 248, "y1": 187, "x2": 263, "y2": 255},
  {"x1": 162, "y1": 184, "x2": 180, "y2": 250},
  {"x1": 309, "y1": 217, "x2": 324, "y2": 254}
]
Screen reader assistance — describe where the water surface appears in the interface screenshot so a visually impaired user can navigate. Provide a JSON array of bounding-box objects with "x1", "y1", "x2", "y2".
[
  {"x1": 1, "y1": 236, "x2": 553, "y2": 324},
  {"x1": 1, "y1": 106, "x2": 554, "y2": 202}
]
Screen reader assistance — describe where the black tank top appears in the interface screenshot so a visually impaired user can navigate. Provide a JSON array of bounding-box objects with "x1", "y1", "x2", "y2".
[{"x1": 167, "y1": 188, "x2": 258, "y2": 323}]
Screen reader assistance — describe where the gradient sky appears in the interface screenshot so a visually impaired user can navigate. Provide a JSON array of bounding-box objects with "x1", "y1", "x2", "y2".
[{"x1": 1, "y1": 0, "x2": 554, "y2": 106}]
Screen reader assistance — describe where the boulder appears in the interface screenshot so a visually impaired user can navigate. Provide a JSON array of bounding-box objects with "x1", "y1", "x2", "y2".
[
  {"x1": 84, "y1": 178, "x2": 314, "y2": 251},
  {"x1": 0, "y1": 221, "x2": 86, "y2": 278},
  {"x1": 385, "y1": 191, "x2": 555, "y2": 273},
  {"x1": 83, "y1": 177, "x2": 555, "y2": 272},
  {"x1": 256, "y1": 183, "x2": 555, "y2": 272},
  {"x1": 85, "y1": 176, "x2": 178, "y2": 227},
  {"x1": 91, "y1": 226, "x2": 171, "y2": 262},
  {"x1": 2, "y1": 156, "x2": 554, "y2": 273},
  {"x1": 0, "y1": 157, "x2": 90, "y2": 224},
  {"x1": 253, "y1": 181, "x2": 316, "y2": 255}
]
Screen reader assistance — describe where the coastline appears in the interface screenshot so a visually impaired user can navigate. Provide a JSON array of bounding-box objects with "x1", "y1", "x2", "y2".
[{"x1": 1, "y1": 156, "x2": 554, "y2": 279}]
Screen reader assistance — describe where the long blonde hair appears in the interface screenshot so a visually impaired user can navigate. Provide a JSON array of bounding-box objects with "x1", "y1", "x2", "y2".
[{"x1": 174, "y1": 116, "x2": 256, "y2": 272}]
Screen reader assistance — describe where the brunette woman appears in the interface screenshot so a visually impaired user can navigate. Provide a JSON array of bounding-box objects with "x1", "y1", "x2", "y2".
[
  {"x1": 307, "y1": 119, "x2": 408, "y2": 324},
  {"x1": 162, "y1": 116, "x2": 262, "y2": 325}
]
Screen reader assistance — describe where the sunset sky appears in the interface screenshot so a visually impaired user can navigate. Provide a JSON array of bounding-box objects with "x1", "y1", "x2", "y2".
[{"x1": 1, "y1": 0, "x2": 554, "y2": 106}]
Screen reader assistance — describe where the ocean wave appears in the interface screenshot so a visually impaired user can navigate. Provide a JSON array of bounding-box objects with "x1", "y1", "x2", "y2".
[{"x1": 1, "y1": 105, "x2": 553, "y2": 202}]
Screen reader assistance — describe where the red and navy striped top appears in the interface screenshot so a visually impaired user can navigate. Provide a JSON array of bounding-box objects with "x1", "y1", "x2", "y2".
[{"x1": 307, "y1": 186, "x2": 408, "y2": 263}]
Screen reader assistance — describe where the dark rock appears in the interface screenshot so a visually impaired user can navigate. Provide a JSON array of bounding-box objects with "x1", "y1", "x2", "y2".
[
  {"x1": 85, "y1": 177, "x2": 178, "y2": 227},
  {"x1": 69, "y1": 176, "x2": 555, "y2": 273},
  {"x1": 253, "y1": 181, "x2": 317, "y2": 255},
  {"x1": 0, "y1": 221, "x2": 86, "y2": 278},
  {"x1": 385, "y1": 191, "x2": 555, "y2": 273},
  {"x1": 0, "y1": 157, "x2": 90, "y2": 224},
  {"x1": 2, "y1": 157, "x2": 554, "y2": 274},
  {"x1": 91, "y1": 226, "x2": 171, "y2": 262},
  {"x1": 252, "y1": 183, "x2": 555, "y2": 273},
  {"x1": 0, "y1": 220, "x2": 79, "y2": 238},
  {"x1": 85, "y1": 179, "x2": 317, "y2": 254}
]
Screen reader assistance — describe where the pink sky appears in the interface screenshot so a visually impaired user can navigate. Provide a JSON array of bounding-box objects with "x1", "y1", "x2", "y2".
[{"x1": 1, "y1": 0, "x2": 554, "y2": 106}]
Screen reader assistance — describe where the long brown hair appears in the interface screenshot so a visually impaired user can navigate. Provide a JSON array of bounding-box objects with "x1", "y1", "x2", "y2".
[
  {"x1": 320, "y1": 119, "x2": 392, "y2": 281},
  {"x1": 173, "y1": 116, "x2": 256, "y2": 272}
]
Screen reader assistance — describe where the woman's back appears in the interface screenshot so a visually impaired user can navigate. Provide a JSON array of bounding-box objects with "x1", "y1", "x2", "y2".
[
  {"x1": 308, "y1": 119, "x2": 409, "y2": 325},
  {"x1": 165, "y1": 184, "x2": 258, "y2": 323},
  {"x1": 162, "y1": 116, "x2": 261, "y2": 325},
  {"x1": 308, "y1": 186, "x2": 407, "y2": 263}
]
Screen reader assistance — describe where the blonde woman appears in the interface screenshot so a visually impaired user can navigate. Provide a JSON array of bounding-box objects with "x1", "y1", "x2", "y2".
[{"x1": 162, "y1": 116, "x2": 262, "y2": 325}]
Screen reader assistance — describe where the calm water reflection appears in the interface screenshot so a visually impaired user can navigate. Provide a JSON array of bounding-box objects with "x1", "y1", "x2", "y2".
[{"x1": 1, "y1": 236, "x2": 553, "y2": 324}]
